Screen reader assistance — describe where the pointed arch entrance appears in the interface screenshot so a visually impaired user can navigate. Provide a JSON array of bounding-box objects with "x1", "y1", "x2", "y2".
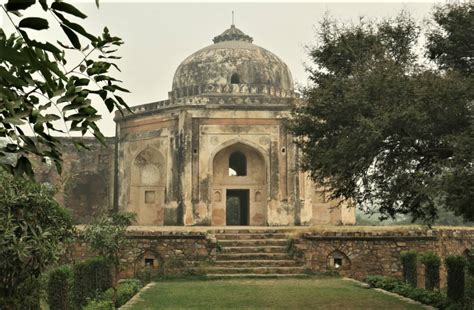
[{"x1": 211, "y1": 142, "x2": 267, "y2": 226}]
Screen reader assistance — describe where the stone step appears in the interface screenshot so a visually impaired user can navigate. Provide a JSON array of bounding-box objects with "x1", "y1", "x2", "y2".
[
  {"x1": 206, "y1": 266, "x2": 307, "y2": 275},
  {"x1": 215, "y1": 233, "x2": 288, "y2": 240},
  {"x1": 206, "y1": 274, "x2": 310, "y2": 279},
  {"x1": 219, "y1": 239, "x2": 288, "y2": 247},
  {"x1": 214, "y1": 260, "x2": 301, "y2": 267},
  {"x1": 222, "y1": 246, "x2": 287, "y2": 254},
  {"x1": 217, "y1": 253, "x2": 291, "y2": 260}
]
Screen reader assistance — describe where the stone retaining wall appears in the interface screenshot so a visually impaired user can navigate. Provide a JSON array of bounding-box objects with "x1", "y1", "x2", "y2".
[
  {"x1": 65, "y1": 226, "x2": 474, "y2": 288},
  {"x1": 294, "y1": 228, "x2": 474, "y2": 288},
  {"x1": 65, "y1": 230, "x2": 217, "y2": 277}
]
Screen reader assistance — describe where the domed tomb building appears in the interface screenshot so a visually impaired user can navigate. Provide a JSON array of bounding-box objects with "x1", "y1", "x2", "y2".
[{"x1": 115, "y1": 25, "x2": 356, "y2": 226}]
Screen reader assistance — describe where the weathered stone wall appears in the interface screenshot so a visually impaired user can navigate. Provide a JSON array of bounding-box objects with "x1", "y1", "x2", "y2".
[
  {"x1": 65, "y1": 226, "x2": 473, "y2": 287},
  {"x1": 294, "y1": 227, "x2": 474, "y2": 288},
  {"x1": 65, "y1": 229, "x2": 217, "y2": 277},
  {"x1": 33, "y1": 137, "x2": 115, "y2": 224}
]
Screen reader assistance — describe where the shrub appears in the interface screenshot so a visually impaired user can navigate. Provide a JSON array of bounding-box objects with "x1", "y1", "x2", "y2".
[
  {"x1": 83, "y1": 212, "x2": 135, "y2": 305},
  {"x1": 363, "y1": 275, "x2": 448, "y2": 309},
  {"x1": 0, "y1": 171, "x2": 74, "y2": 309},
  {"x1": 420, "y1": 252, "x2": 441, "y2": 290},
  {"x1": 83, "y1": 299, "x2": 114, "y2": 310},
  {"x1": 83, "y1": 278, "x2": 143, "y2": 309},
  {"x1": 444, "y1": 255, "x2": 466, "y2": 303},
  {"x1": 466, "y1": 249, "x2": 474, "y2": 277},
  {"x1": 72, "y1": 257, "x2": 112, "y2": 309},
  {"x1": 47, "y1": 265, "x2": 73, "y2": 310},
  {"x1": 101, "y1": 279, "x2": 143, "y2": 307},
  {"x1": 400, "y1": 250, "x2": 418, "y2": 287},
  {"x1": 465, "y1": 275, "x2": 474, "y2": 310},
  {"x1": 364, "y1": 275, "x2": 403, "y2": 291}
]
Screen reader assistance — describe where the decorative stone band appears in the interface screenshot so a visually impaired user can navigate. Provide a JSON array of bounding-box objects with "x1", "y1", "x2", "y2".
[
  {"x1": 114, "y1": 95, "x2": 298, "y2": 121},
  {"x1": 170, "y1": 83, "x2": 296, "y2": 99}
]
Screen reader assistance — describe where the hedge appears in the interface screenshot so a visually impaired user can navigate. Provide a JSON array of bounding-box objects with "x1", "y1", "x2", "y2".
[
  {"x1": 420, "y1": 252, "x2": 440, "y2": 290},
  {"x1": 400, "y1": 250, "x2": 418, "y2": 287},
  {"x1": 363, "y1": 275, "x2": 448, "y2": 309},
  {"x1": 444, "y1": 255, "x2": 466, "y2": 303},
  {"x1": 72, "y1": 257, "x2": 112, "y2": 309},
  {"x1": 466, "y1": 250, "x2": 474, "y2": 277},
  {"x1": 47, "y1": 265, "x2": 73, "y2": 310},
  {"x1": 83, "y1": 279, "x2": 143, "y2": 309}
]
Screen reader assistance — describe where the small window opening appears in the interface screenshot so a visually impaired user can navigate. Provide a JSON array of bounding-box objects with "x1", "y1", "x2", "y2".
[
  {"x1": 281, "y1": 147, "x2": 286, "y2": 154},
  {"x1": 144, "y1": 258, "x2": 154, "y2": 267},
  {"x1": 193, "y1": 148, "x2": 198, "y2": 154},
  {"x1": 230, "y1": 73, "x2": 240, "y2": 84},
  {"x1": 229, "y1": 151, "x2": 246, "y2": 176},
  {"x1": 334, "y1": 258, "x2": 343, "y2": 269}
]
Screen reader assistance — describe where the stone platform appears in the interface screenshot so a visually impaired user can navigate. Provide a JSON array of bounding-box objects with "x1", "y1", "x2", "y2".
[{"x1": 68, "y1": 226, "x2": 474, "y2": 285}]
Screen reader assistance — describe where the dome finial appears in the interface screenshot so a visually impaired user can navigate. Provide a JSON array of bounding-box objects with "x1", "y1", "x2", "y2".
[{"x1": 212, "y1": 22, "x2": 253, "y2": 44}]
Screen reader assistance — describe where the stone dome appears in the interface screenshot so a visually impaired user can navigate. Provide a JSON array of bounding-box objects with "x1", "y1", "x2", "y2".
[{"x1": 171, "y1": 25, "x2": 295, "y2": 99}]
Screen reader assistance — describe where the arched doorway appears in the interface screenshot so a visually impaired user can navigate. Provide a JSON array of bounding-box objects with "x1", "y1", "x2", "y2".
[{"x1": 211, "y1": 142, "x2": 267, "y2": 226}]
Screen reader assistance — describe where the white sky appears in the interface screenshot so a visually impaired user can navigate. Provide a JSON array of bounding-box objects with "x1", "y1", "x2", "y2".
[{"x1": 1, "y1": 1, "x2": 452, "y2": 136}]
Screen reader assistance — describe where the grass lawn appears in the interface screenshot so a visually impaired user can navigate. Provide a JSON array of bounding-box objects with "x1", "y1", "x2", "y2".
[{"x1": 128, "y1": 277, "x2": 424, "y2": 309}]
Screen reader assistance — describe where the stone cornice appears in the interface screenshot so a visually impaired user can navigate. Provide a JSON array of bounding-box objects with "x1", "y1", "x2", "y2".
[{"x1": 170, "y1": 82, "x2": 296, "y2": 99}]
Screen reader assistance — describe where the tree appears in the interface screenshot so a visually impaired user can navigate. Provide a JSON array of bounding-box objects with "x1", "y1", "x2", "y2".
[
  {"x1": 427, "y1": 3, "x2": 474, "y2": 75},
  {"x1": 1, "y1": 0, "x2": 129, "y2": 178},
  {"x1": 82, "y1": 212, "x2": 136, "y2": 306},
  {"x1": 289, "y1": 7, "x2": 473, "y2": 223},
  {"x1": 0, "y1": 169, "x2": 74, "y2": 309}
]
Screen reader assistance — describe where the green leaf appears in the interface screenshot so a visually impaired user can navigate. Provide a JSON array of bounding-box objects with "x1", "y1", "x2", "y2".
[
  {"x1": 51, "y1": 2, "x2": 87, "y2": 19},
  {"x1": 5, "y1": 0, "x2": 35, "y2": 11},
  {"x1": 60, "y1": 25, "x2": 81, "y2": 49},
  {"x1": 44, "y1": 60, "x2": 67, "y2": 80},
  {"x1": 0, "y1": 46, "x2": 29, "y2": 65},
  {"x1": 0, "y1": 67, "x2": 28, "y2": 87},
  {"x1": 28, "y1": 40, "x2": 62, "y2": 55},
  {"x1": 44, "y1": 114, "x2": 61, "y2": 121},
  {"x1": 73, "y1": 140, "x2": 91, "y2": 151},
  {"x1": 57, "y1": 40, "x2": 73, "y2": 50},
  {"x1": 64, "y1": 21, "x2": 97, "y2": 42},
  {"x1": 75, "y1": 78, "x2": 90, "y2": 86},
  {"x1": 39, "y1": 0, "x2": 48, "y2": 11},
  {"x1": 112, "y1": 85, "x2": 130, "y2": 93},
  {"x1": 104, "y1": 98, "x2": 115, "y2": 112},
  {"x1": 55, "y1": 12, "x2": 97, "y2": 42},
  {"x1": 19, "y1": 17, "x2": 49, "y2": 31}
]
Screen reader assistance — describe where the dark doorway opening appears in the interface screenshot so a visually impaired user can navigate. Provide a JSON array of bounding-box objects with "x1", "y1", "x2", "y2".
[{"x1": 226, "y1": 189, "x2": 249, "y2": 225}]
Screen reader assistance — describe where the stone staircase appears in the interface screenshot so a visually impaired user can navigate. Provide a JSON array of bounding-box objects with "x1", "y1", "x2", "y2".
[{"x1": 206, "y1": 229, "x2": 307, "y2": 278}]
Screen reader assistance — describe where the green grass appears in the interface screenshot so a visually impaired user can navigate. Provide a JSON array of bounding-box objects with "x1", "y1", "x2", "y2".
[{"x1": 128, "y1": 277, "x2": 425, "y2": 309}]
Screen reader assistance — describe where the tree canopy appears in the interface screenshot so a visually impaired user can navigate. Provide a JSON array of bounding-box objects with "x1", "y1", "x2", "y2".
[
  {"x1": 289, "y1": 4, "x2": 474, "y2": 223},
  {"x1": 1, "y1": 0, "x2": 129, "y2": 178}
]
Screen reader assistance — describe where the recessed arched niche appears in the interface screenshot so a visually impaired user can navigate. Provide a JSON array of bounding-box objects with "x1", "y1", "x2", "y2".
[{"x1": 327, "y1": 250, "x2": 351, "y2": 271}]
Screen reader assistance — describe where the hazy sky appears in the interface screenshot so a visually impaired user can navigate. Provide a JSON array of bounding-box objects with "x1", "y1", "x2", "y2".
[{"x1": 2, "y1": 1, "x2": 442, "y2": 136}]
